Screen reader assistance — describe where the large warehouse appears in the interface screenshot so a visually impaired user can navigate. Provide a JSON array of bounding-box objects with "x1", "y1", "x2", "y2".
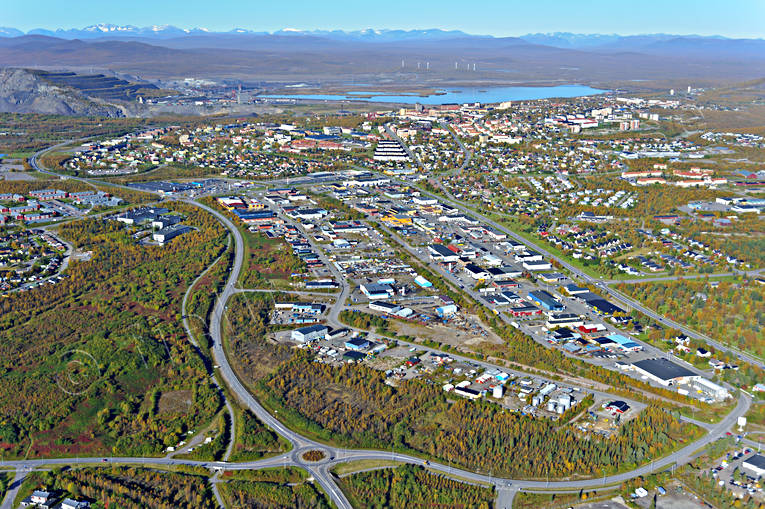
[
  {"x1": 290, "y1": 324, "x2": 328, "y2": 343},
  {"x1": 428, "y1": 243, "x2": 459, "y2": 263},
  {"x1": 632, "y1": 358, "x2": 699, "y2": 386},
  {"x1": 528, "y1": 290, "x2": 565, "y2": 312}
]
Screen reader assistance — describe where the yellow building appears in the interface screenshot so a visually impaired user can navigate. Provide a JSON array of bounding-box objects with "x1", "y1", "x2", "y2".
[{"x1": 381, "y1": 214, "x2": 413, "y2": 226}]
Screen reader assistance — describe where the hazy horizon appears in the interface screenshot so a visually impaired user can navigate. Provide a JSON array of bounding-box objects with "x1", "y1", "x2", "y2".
[
  {"x1": 4, "y1": 0, "x2": 765, "y2": 39},
  {"x1": 3, "y1": 24, "x2": 765, "y2": 41}
]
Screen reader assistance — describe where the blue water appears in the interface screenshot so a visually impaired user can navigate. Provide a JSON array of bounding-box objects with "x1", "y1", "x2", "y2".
[{"x1": 260, "y1": 84, "x2": 605, "y2": 105}]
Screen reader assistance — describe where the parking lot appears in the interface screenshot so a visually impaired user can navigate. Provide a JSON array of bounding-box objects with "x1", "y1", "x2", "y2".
[{"x1": 708, "y1": 446, "x2": 764, "y2": 502}]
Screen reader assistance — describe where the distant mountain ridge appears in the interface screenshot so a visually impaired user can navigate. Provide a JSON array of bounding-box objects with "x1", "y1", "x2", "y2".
[
  {"x1": 521, "y1": 32, "x2": 728, "y2": 48},
  {"x1": 3, "y1": 26, "x2": 764, "y2": 61},
  {"x1": 0, "y1": 25, "x2": 763, "y2": 88},
  {"x1": 0, "y1": 27, "x2": 24, "y2": 37},
  {"x1": 3, "y1": 25, "x2": 762, "y2": 45},
  {"x1": 5, "y1": 25, "x2": 483, "y2": 41}
]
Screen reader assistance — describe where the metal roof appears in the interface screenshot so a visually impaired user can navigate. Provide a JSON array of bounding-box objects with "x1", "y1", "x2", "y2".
[{"x1": 633, "y1": 358, "x2": 696, "y2": 381}]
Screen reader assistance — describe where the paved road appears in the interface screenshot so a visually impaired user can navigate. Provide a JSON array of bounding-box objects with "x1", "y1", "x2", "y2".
[
  {"x1": 0, "y1": 470, "x2": 25, "y2": 509},
  {"x1": 603, "y1": 268, "x2": 764, "y2": 285},
  {"x1": 494, "y1": 486, "x2": 517, "y2": 509},
  {"x1": 179, "y1": 240, "x2": 238, "y2": 466},
  {"x1": 0, "y1": 386, "x2": 747, "y2": 493},
  {"x1": 232, "y1": 288, "x2": 340, "y2": 298},
  {"x1": 37, "y1": 139, "x2": 760, "y2": 369},
  {"x1": 378, "y1": 170, "x2": 764, "y2": 369},
  {"x1": 28, "y1": 147, "x2": 354, "y2": 509},
  {"x1": 605, "y1": 284, "x2": 762, "y2": 367},
  {"x1": 368, "y1": 221, "x2": 727, "y2": 429},
  {"x1": 23, "y1": 142, "x2": 755, "y2": 508},
  {"x1": 156, "y1": 198, "x2": 751, "y2": 490},
  {"x1": 188, "y1": 199, "x2": 354, "y2": 509}
]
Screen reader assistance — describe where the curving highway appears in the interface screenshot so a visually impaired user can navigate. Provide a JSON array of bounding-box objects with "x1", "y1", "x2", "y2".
[{"x1": 14, "y1": 142, "x2": 756, "y2": 509}]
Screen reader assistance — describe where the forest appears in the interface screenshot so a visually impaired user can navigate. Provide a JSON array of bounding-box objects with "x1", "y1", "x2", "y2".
[
  {"x1": 239, "y1": 229, "x2": 306, "y2": 289},
  {"x1": 228, "y1": 408, "x2": 285, "y2": 461},
  {"x1": 0, "y1": 472, "x2": 9, "y2": 502},
  {"x1": 174, "y1": 412, "x2": 230, "y2": 461},
  {"x1": 218, "y1": 476, "x2": 332, "y2": 509},
  {"x1": 257, "y1": 354, "x2": 696, "y2": 478},
  {"x1": 339, "y1": 309, "x2": 392, "y2": 333},
  {"x1": 0, "y1": 178, "x2": 154, "y2": 206},
  {"x1": 691, "y1": 228, "x2": 765, "y2": 269},
  {"x1": 222, "y1": 292, "x2": 698, "y2": 479},
  {"x1": 513, "y1": 490, "x2": 605, "y2": 509},
  {"x1": 224, "y1": 292, "x2": 295, "y2": 382},
  {"x1": 618, "y1": 278, "x2": 764, "y2": 358},
  {"x1": 0, "y1": 203, "x2": 228, "y2": 458},
  {"x1": 338, "y1": 464, "x2": 495, "y2": 509},
  {"x1": 0, "y1": 114, "x2": 151, "y2": 156},
  {"x1": 185, "y1": 244, "x2": 232, "y2": 351},
  {"x1": 15, "y1": 466, "x2": 216, "y2": 509}
]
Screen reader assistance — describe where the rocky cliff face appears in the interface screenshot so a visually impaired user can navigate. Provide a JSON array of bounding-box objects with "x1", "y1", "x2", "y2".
[{"x1": 0, "y1": 68, "x2": 124, "y2": 116}]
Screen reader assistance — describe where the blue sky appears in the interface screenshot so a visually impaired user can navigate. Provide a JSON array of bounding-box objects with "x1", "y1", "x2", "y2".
[{"x1": 4, "y1": 0, "x2": 765, "y2": 38}]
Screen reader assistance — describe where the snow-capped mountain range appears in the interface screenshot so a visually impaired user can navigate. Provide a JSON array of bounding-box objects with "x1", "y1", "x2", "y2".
[
  {"x1": 11, "y1": 24, "x2": 216, "y2": 39},
  {"x1": 0, "y1": 24, "x2": 479, "y2": 41},
  {"x1": 0, "y1": 25, "x2": 762, "y2": 61}
]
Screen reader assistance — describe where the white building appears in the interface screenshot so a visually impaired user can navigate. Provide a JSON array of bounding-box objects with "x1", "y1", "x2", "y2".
[
  {"x1": 692, "y1": 377, "x2": 730, "y2": 401},
  {"x1": 743, "y1": 454, "x2": 765, "y2": 478},
  {"x1": 291, "y1": 324, "x2": 328, "y2": 343}
]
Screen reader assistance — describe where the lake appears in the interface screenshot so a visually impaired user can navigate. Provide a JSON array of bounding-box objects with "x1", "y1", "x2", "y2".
[{"x1": 260, "y1": 84, "x2": 605, "y2": 105}]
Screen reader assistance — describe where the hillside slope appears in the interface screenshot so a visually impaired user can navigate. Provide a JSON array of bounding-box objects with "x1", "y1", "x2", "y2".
[{"x1": 0, "y1": 67, "x2": 125, "y2": 116}]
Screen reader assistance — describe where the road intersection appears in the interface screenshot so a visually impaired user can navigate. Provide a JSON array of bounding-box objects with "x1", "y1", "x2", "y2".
[{"x1": 8, "y1": 142, "x2": 755, "y2": 509}]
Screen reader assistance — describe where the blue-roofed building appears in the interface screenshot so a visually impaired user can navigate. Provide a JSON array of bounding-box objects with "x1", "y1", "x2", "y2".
[
  {"x1": 607, "y1": 333, "x2": 643, "y2": 352},
  {"x1": 292, "y1": 302, "x2": 325, "y2": 315},
  {"x1": 528, "y1": 290, "x2": 565, "y2": 312},
  {"x1": 233, "y1": 210, "x2": 278, "y2": 223},
  {"x1": 414, "y1": 275, "x2": 432, "y2": 288},
  {"x1": 436, "y1": 304, "x2": 458, "y2": 318},
  {"x1": 562, "y1": 342, "x2": 582, "y2": 353},
  {"x1": 345, "y1": 337, "x2": 371, "y2": 351}
]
